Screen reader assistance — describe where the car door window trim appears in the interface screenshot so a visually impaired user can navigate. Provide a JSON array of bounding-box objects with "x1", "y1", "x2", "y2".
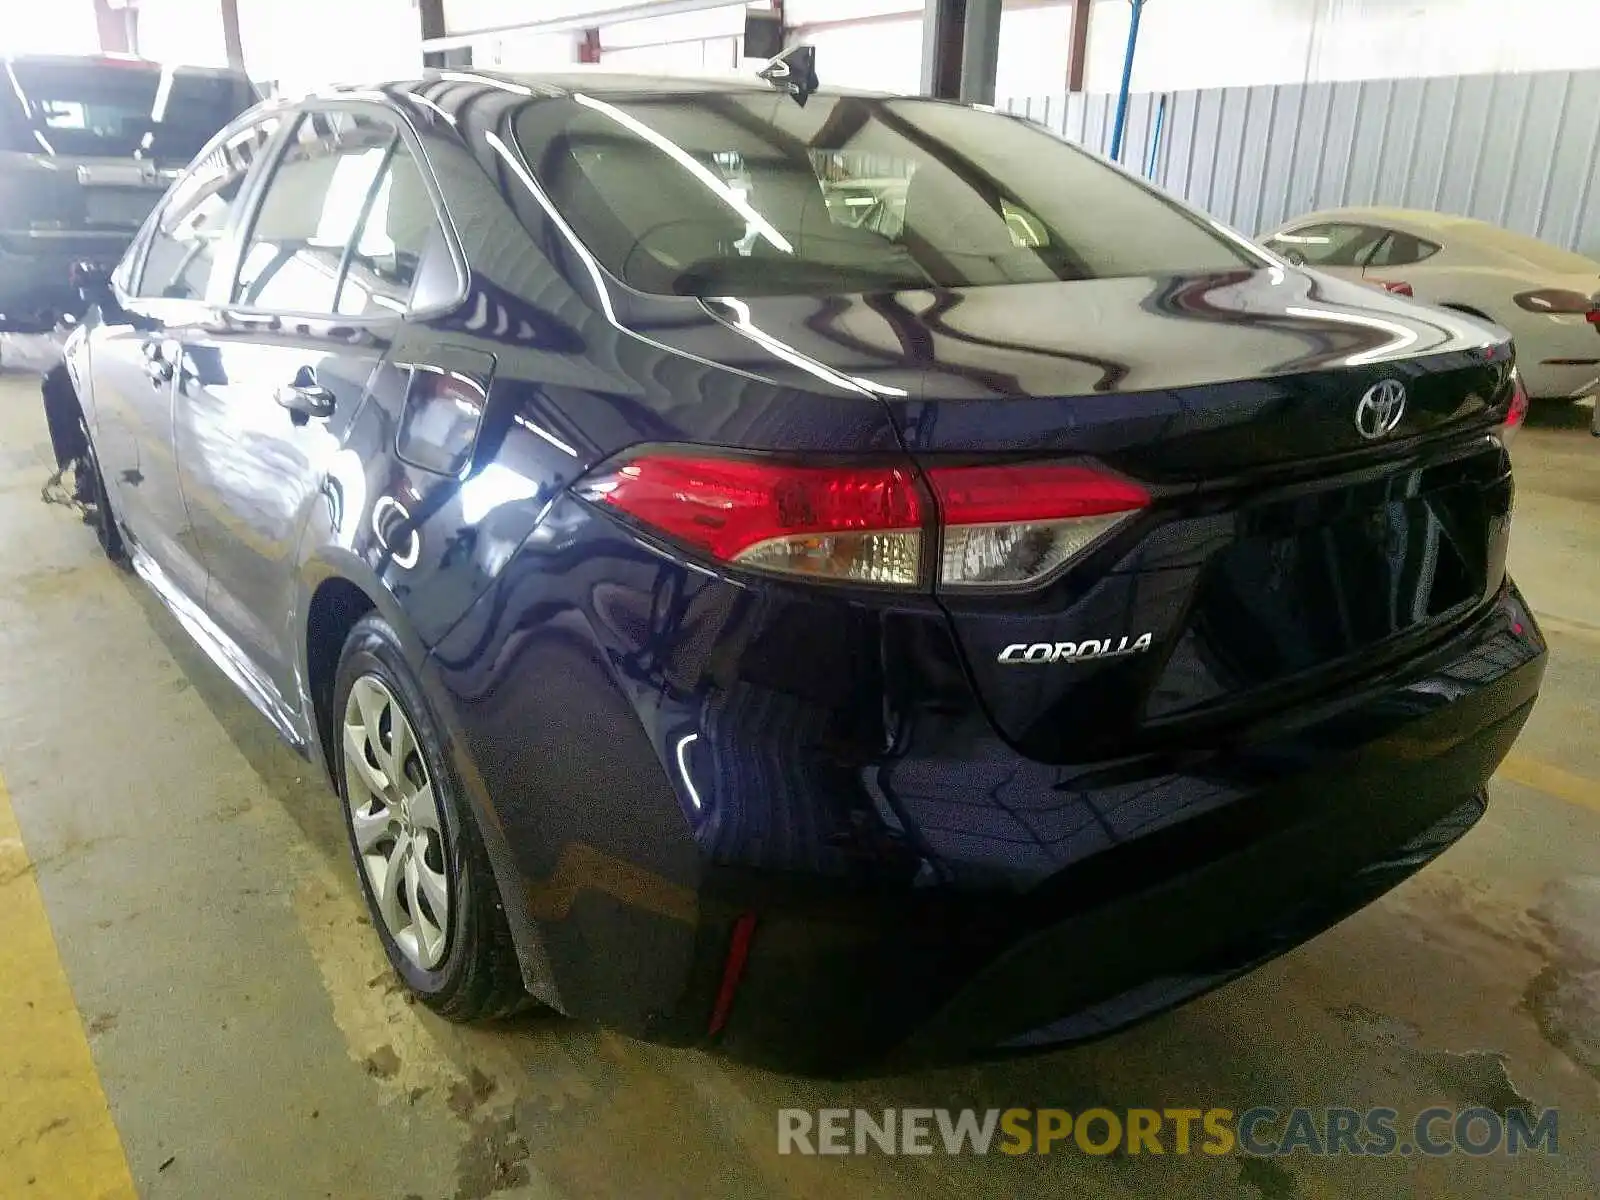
[
  {"x1": 121, "y1": 105, "x2": 293, "y2": 307},
  {"x1": 211, "y1": 98, "x2": 468, "y2": 324}
]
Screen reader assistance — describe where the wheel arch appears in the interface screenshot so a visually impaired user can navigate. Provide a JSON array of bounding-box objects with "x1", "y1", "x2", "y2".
[{"x1": 294, "y1": 547, "x2": 564, "y2": 1010}]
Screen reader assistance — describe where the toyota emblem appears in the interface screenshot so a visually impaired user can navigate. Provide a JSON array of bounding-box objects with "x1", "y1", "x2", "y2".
[{"x1": 1355, "y1": 379, "x2": 1407, "y2": 439}]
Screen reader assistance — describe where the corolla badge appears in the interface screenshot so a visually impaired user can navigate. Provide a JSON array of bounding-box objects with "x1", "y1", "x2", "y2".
[
  {"x1": 1355, "y1": 379, "x2": 1407, "y2": 440},
  {"x1": 998, "y1": 634, "x2": 1154, "y2": 665}
]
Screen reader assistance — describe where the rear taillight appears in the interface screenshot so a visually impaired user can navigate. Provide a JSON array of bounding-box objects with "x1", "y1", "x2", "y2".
[
  {"x1": 577, "y1": 452, "x2": 925, "y2": 586},
  {"x1": 1501, "y1": 369, "x2": 1529, "y2": 445},
  {"x1": 1371, "y1": 279, "x2": 1414, "y2": 297},
  {"x1": 925, "y1": 464, "x2": 1149, "y2": 588},
  {"x1": 577, "y1": 451, "x2": 1149, "y2": 590}
]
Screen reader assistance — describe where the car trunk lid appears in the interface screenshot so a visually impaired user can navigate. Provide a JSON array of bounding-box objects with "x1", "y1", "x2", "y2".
[{"x1": 691, "y1": 268, "x2": 1517, "y2": 761}]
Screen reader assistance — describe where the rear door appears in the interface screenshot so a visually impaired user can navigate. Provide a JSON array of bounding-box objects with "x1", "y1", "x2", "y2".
[
  {"x1": 88, "y1": 112, "x2": 283, "y2": 602},
  {"x1": 171, "y1": 105, "x2": 430, "y2": 701}
]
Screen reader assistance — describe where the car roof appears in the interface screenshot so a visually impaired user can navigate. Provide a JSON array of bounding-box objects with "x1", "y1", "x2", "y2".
[
  {"x1": 1276, "y1": 206, "x2": 1463, "y2": 232},
  {"x1": 1276, "y1": 206, "x2": 1600, "y2": 268}
]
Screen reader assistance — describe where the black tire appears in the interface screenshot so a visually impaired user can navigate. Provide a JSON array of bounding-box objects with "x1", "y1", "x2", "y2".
[
  {"x1": 76, "y1": 415, "x2": 128, "y2": 569},
  {"x1": 332, "y1": 614, "x2": 532, "y2": 1021}
]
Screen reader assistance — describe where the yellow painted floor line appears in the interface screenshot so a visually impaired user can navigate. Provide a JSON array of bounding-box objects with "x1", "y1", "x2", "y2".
[
  {"x1": 0, "y1": 772, "x2": 137, "y2": 1200},
  {"x1": 1498, "y1": 753, "x2": 1600, "y2": 816}
]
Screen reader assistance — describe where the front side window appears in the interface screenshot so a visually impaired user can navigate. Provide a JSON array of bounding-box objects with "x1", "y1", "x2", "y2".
[
  {"x1": 513, "y1": 93, "x2": 1257, "y2": 296},
  {"x1": 135, "y1": 116, "x2": 281, "y2": 301},
  {"x1": 232, "y1": 110, "x2": 442, "y2": 316}
]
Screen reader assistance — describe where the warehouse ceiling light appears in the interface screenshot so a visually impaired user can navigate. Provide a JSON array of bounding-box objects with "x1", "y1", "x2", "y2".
[{"x1": 420, "y1": 0, "x2": 746, "y2": 55}]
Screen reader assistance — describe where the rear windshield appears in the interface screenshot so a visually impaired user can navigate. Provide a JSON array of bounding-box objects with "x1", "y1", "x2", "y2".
[
  {"x1": 0, "y1": 61, "x2": 255, "y2": 162},
  {"x1": 513, "y1": 92, "x2": 1257, "y2": 296}
]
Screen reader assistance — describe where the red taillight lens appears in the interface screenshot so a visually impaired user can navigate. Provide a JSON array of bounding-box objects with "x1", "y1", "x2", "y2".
[
  {"x1": 577, "y1": 452, "x2": 1150, "y2": 590},
  {"x1": 577, "y1": 452, "x2": 925, "y2": 586},
  {"x1": 925, "y1": 464, "x2": 1150, "y2": 588},
  {"x1": 1372, "y1": 279, "x2": 1414, "y2": 297},
  {"x1": 1501, "y1": 369, "x2": 1529, "y2": 444}
]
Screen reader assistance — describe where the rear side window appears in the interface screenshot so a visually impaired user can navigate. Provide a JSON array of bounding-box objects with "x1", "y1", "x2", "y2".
[
  {"x1": 0, "y1": 61, "x2": 254, "y2": 161},
  {"x1": 512, "y1": 93, "x2": 1256, "y2": 296},
  {"x1": 135, "y1": 116, "x2": 281, "y2": 301},
  {"x1": 1265, "y1": 223, "x2": 1386, "y2": 268},
  {"x1": 336, "y1": 142, "x2": 440, "y2": 316},
  {"x1": 232, "y1": 109, "x2": 446, "y2": 316},
  {"x1": 1367, "y1": 231, "x2": 1441, "y2": 268}
]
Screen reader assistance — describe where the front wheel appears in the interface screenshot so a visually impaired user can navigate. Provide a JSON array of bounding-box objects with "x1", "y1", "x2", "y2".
[
  {"x1": 76, "y1": 416, "x2": 128, "y2": 568},
  {"x1": 333, "y1": 614, "x2": 532, "y2": 1020}
]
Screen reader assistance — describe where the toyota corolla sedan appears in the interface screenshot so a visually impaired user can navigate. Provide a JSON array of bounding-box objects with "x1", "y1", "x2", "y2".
[{"x1": 52, "y1": 69, "x2": 1545, "y2": 1073}]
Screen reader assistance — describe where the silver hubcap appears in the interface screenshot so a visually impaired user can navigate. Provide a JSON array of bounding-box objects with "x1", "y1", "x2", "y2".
[{"x1": 342, "y1": 675, "x2": 451, "y2": 970}]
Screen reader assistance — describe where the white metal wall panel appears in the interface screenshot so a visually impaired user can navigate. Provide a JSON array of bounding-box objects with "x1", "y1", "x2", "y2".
[
  {"x1": 1085, "y1": 0, "x2": 1600, "y2": 94},
  {"x1": 1005, "y1": 66, "x2": 1600, "y2": 258}
]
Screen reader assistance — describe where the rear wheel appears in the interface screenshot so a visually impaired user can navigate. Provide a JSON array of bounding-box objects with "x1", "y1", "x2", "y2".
[{"x1": 333, "y1": 614, "x2": 531, "y2": 1021}]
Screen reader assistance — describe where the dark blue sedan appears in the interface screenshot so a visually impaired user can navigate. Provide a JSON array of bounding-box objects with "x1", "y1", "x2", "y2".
[{"x1": 51, "y1": 68, "x2": 1545, "y2": 1072}]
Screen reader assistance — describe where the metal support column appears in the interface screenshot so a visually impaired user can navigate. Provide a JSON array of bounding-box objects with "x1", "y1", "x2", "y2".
[
  {"x1": 1109, "y1": 0, "x2": 1147, "y2": 163},
  {"x1": 220, "y1": 0, "x2": 245, "y2": 71},
  {"x1": 419, "y1": 0, "x2": 472, "y2": 69},
  {"x1": 919, "y1": 0, "x2": 966, "y2": 100},
  {"x1": 93, "y1": 0, "x2": 135, "y2": 54},
  {"x1": 957, "y1": 0, "x2": 1001, "y2": 106},
  {"x1": 1068, "y1": 0, "x2": 1092, "y2": 92}
]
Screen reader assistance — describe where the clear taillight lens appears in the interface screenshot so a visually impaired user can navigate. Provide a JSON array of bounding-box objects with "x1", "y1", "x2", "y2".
[
  {"x1": 925, "y1": 464, "x2": 1150, "y2": 588},
  {"x1": 576, "y1": 452, "x2": 925, "y2": 586}
]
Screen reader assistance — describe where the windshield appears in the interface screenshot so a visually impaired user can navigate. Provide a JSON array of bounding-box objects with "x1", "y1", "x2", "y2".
[
  {"x1": 514, "y1": 92, "x2": 1258, "y2": 296},
  {"x1": 0, "y1": 61, "x2": 255, "y2": 162}
]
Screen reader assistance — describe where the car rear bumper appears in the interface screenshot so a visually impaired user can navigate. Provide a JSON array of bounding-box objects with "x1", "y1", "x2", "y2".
[
  {"x1": 429, "y1": 524, "x2": 1545, "y2": 1071},
  {"x1": 702, "y1": 590, "x2": 1542, "y2": 1071}
]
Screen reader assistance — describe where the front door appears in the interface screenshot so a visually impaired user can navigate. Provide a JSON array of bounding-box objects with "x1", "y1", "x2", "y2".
[
  {"x1": 173, "y1": 107, "x2": 432, "y2": 703},
  {"x1": 88, "y1": 113, "x2": 283, "y2": 601}
]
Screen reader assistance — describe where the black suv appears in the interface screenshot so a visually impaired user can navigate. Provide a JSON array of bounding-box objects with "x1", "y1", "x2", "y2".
[{"x1": 0, "y1": 55, "x2": 255, "y2": 330}]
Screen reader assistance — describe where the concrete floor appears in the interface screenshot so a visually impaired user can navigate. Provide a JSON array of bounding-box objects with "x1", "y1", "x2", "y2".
[{"x1": 0, "y1": 374, "x2": 1597, "y2": 1200}]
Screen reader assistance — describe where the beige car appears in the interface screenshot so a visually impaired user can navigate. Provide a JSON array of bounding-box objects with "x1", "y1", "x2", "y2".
[{"x1": 1264, "y1": 207, "x2": 1600, "y2": 402}]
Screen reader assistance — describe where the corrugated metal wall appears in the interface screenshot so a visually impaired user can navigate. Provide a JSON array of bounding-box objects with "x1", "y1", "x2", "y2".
[{"x1": 1003, "y1": 68, "x2": 1600, "y2": 257}]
